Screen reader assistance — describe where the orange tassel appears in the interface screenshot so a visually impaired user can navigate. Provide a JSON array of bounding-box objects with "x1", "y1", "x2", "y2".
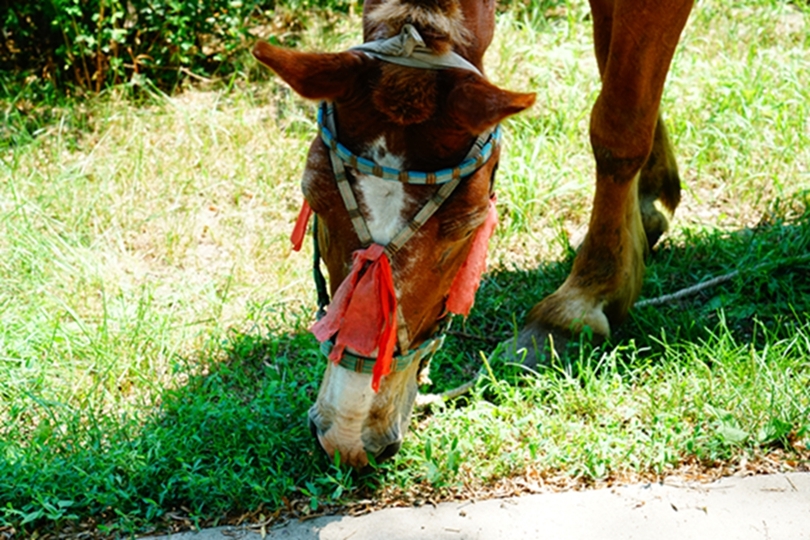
[
  {"x1": 370, "y1": 253, "x2": 397, "y2": 392},
  {"x1": 290, "y1": 200, "x2": 313, "y2": 252},
  {"x1": 446, "y1": 197, "x2": 498, "y2": 316},
  {"x1": 311, "y1": 244, "x2": 398, "y2": 392}
]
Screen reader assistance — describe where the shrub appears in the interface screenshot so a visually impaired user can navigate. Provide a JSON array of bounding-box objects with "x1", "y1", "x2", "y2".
[{"x1": 0, "y1": 0, "x2": 350, "y2": 94}]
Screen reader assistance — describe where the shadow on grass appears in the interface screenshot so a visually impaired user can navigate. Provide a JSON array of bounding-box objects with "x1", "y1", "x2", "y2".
[
  {"x1": 3, "y1": 209, "x2": 808, "y2": 538},
  {"x1": 0, "y1": 328, "x2": 342, "y2": 537},
  {"x1": 435, "y1": 207, "x2": 810, "y2": 385}
]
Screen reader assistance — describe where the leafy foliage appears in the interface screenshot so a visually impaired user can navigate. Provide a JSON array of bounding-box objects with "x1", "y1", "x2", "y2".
[{"x1": 0, "y1": 0, "x2": 353, "y2": 94}]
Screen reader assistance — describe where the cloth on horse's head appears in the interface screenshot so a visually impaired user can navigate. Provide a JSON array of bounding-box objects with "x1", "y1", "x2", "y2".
[
  {"x1": 446, "y1": 196, "x2": 498, "y2": 316},
  {"x1": 351, "y1": 24, "x2": 481, "y2": 75},
  {"x1": 311, "y1": 243, "x2": 398, "y2": 392}
]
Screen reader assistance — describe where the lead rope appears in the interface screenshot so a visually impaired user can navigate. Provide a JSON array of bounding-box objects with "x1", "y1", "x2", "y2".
[{"x1": 312, "y1": 215, "x2": 330, "y2": 320}]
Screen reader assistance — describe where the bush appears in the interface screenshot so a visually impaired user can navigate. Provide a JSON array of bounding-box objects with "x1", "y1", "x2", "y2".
[{"x1": 0, "y1": 0, "x2": 350, "y2": 94}]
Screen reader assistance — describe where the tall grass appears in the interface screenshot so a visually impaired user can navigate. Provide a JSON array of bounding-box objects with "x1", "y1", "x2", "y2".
[{"x1": 1, "y1": 0, "x2": 809, "y2": 536}]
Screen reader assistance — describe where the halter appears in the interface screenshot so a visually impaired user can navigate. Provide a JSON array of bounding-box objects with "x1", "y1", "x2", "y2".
[
  {"x1": 304, "y1": 24, "x2": 500, "y2": 387},
  {"x1": 318, "y1": 101, "x2": 499, "y2": 254}
]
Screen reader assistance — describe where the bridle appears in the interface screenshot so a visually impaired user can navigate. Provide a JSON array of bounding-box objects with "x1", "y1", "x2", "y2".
[
  {"x1": 315, "y1": 102, "x2": 498, "y2": 374},
  {"x1": 298, "y1": 24, "x2": 501, "y2": 389}
]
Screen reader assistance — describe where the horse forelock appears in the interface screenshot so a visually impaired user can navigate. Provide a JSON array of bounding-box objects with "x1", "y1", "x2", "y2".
[
  {"x1": 373, "y1": 66, "x2": 437, "y2": 126},
  {"x1": 366, "y1": 0, "x2": 471, "y2": 52}
]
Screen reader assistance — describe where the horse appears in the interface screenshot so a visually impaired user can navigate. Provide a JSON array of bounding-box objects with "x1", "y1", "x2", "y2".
[{"x1": 253, "y1": 0, "x2": 693, "y2": 468}]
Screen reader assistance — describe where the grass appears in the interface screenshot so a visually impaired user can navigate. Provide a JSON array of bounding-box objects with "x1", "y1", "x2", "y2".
[{"x1": 1, "y1": 0, "x2": 809, "y2": 537}]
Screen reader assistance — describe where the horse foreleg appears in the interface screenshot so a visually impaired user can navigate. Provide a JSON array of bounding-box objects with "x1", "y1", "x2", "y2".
[
  {"x1": 513, "y1": 0, "x2": 694, "y2": 365},
  {"x1": 592, "y1": 0, "x2": 684, "y2": 251}
]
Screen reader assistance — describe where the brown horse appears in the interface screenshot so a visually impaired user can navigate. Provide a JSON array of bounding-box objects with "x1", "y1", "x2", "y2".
[{"x1": 253, "y1": 0, "x2": 693, "y2": 468}]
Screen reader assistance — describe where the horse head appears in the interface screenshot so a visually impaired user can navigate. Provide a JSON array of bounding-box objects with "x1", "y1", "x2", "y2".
[{"x1": 254, "y1": 0, "x2": 534, "y2": 468}]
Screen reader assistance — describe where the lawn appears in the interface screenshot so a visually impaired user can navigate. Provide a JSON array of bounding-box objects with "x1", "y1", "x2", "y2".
[{"x1": 1, "y1": 0, "x2": 809, "y2": 537}]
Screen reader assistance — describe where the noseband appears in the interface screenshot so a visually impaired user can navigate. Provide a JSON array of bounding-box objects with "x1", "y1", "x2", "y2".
[{"x1": 296, "y1": 24, "x2": 500, "y2": 390}]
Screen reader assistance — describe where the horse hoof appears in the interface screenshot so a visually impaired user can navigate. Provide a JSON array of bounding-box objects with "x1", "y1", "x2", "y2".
[{"x1": 495, "y1": 324, "x2": 571, "y2": 370}]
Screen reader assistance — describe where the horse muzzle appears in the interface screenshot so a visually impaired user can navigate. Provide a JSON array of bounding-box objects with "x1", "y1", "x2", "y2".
[{"x1": 308, "y1": 407, "x2": 404, "y2": 468}]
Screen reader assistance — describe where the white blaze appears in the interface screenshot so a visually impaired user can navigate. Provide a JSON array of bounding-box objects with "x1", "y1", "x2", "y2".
[
  {"x1": 355, "y1": 137, "x2": 409, "y2": 245},
  {"x1": 315, "y1": 364, "x2": 375, "y2": 466}
]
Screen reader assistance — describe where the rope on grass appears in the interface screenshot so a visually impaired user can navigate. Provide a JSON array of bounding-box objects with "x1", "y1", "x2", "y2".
[
  {"x1": 636, "y1": 252, "x2": 810, "y2": 308},
  {"x1": 417, "y1": 253, "x2": 810, "y2": 407},
  {"x1": 634, "y1": 269, "x2": 740, "y2": 308},
  {"x1": 415, "y1": 367, "x2": 484, "y2": 408}
]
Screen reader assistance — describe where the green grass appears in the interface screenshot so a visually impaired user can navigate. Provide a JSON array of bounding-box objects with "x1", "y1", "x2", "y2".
[{"x1": 1, "y1": 0, "x2": 809, "y2": 537}]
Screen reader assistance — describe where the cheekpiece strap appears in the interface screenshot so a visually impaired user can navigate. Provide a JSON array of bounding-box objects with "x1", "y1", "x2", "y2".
[
  {"x1": 322, "y1": 334, "x2": 445, "y2": 375},
  {"x1": 320, "y1": 103, "x2": 374, "y2": 247}
]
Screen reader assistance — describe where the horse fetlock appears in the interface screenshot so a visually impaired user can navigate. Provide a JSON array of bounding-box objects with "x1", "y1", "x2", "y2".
[
  {"x1": 638, "y1": 116, "x2": 681, "y2": 249},
  {"x1": 639, "y1": 197, "x2": 670, "y2": 250}
]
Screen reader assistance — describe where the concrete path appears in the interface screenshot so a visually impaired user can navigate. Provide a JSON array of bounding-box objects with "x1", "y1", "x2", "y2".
[{"x1": 144, "y1": 472, "x2": 810, "y2": 540}]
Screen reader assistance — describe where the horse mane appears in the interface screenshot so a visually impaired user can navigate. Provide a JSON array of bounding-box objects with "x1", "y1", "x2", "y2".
[
  {"x1": 364, "y1": 0, "x2": 472, "y2": 126},
  {"x1": 366, "y1": 0, "x2": 471, "y2": 54}
]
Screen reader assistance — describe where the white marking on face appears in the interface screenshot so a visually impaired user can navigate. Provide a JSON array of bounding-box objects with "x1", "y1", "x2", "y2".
[
  {"x1": 321, "y1": 364, "x2": 375, "y2": 419},
  {"x1": 317, "y1": 364, "x2": 375, "y2": 463},
  {"x1": 355, "y1": 137, "x2": 410, "y2": 246}
]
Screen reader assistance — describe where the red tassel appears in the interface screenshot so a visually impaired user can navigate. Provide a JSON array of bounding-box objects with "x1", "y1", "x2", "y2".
[
  {"x1": 370, "y1": 254, "x2": 397, "y2": 392},
  {"x1": 446, "y1": 197, "x2": 498, "y2": 316},
  {"x1": 311, "y1": 244, "x2": 398, "y2": 392},
  {"x1": 290, "y1": 200, "x2": 313, "y2": 252}
]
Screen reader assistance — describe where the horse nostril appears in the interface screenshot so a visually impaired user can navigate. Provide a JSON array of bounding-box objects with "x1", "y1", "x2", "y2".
[
  {"x1": 309, "y1": 418, "x2": 329, "y2": 457},
  {"x1": 375, "y1": 439, "x2": 402, "y2": 462}
]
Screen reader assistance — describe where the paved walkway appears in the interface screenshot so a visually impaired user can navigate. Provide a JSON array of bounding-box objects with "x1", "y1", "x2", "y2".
[{"x1": 144, "y1": 472, "x2": 810, "y2": 540}]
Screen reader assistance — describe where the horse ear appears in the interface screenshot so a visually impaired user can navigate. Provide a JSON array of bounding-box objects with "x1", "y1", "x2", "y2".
[
  {"x1": 448, "y1": 73, "x2": 536, "y2": 134},
  {"x1": 253, "y1": 41, "x2": 370, "y2": 100}
]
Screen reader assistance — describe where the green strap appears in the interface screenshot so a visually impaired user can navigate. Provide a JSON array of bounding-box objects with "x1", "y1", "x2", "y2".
[
  {"x1": 321, "y1": 335, "x2": 446, "y2": 375},
  {"x1": 312, "y1": 215, "x2": 330, "y2": 320}
]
